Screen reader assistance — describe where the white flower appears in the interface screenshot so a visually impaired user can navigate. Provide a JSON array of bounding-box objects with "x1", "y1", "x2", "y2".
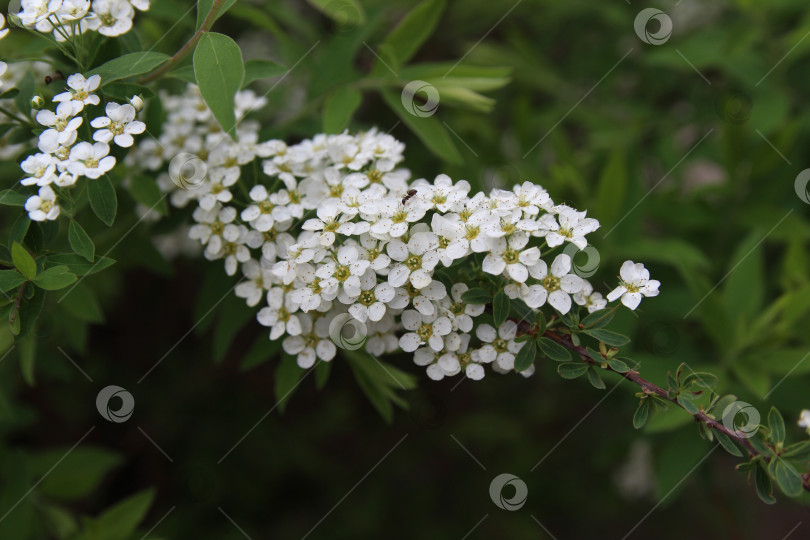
[
  {"x1": 56, "y1": 0, "x2": 91, "y2": 21},
  {"x1": 53, "y1": 74, "x2": 101, "y2": 110},
  {"x1": 257, "y1": 288, "x2": 301, "y2": 339},
  {"x1": 316, "y1": 245, "x2": 370, "y2": 298},
  {"x1": 343, "y1": 270, "x2": 395, "y2": 322},
  {"x1": 282, "y1": 314, "x2": 336, "y2": 369},
  {"x1": 573, "y1": 281, "x2": 608, "y2": 313},
  {"x1": 67, "y1": 142, "x2": 116, "y2": 179},
  {"x1": 36, "y1": 102, "x2": 83, "y2": 147},
  {"x1": 85, "y1": 0, "x2": 134, "y2": 36},
  {"x1": 606, "y1": 261, "x2": 661, "y2": 310},
  {"x1": 25, "y1": 185, "x2": 60, "y2": 221},
  {"x1": 521, "y1": 254, "x2": 584, "y2": 314},
  {"x1": 91, "y1": 102, "x2": 145, "y2": 147},
  {"x1": 129, "y1": 0, "x2": 150, "y2": 10},
  {"x1": 545, "y1": 206, "x2": 600, "y2": 249},
  {"x1": 474, "y1": 321, "x2": 523, "y2": 371},
  {"x1": 19, "y1": 0, "x2": 63, "y2": 30},
  {"x1": 288, "y1": 263, "x2": 338, "y2": 311},
  {"x1": 441, "y1": 283, "x2": 485, "y2": 332},
  {"x1": 240, "y1": 184, "x2": 291, "y2": 232},
  {"x1": 387, "y1": 232, "x2": 440, "y2": 289},
  {"x1": 20, "y1": 153, "x2": 57, "y2": 186},
  {"x1": 431, "y1": 211, "x2": 495, "y2": 254},
  {"x1": 234, "y1": 259, "x2": 274, "y2": 306},
  {"x1": 799, "y1": 409, "x2": 810, "y2": 434},
  {"x1": 0, "y1": 14, "x2": 9, "y2": 40},
  {"x1": 399, "y1": 309, "x2": 452, "y2": 352},
  {"x1": 302, "y1": 203, "x2": 362, "y2": 246},
  {"x1": 129, "y1": 94, "x2": 144, "y2": 111},
  {"x1": 482, "y1": 232, "x2": 540, "y2": 283}
]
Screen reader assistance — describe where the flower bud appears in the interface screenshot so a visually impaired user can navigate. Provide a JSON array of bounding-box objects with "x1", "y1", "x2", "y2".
[
  {"x1": 31, "y1": 95, "x2": 45, "y2": 109},
  {"x1": 129, "y1": 95, "x2": 144, "y2": 112}
]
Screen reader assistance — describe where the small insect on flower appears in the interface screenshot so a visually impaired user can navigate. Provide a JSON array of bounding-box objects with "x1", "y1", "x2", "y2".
[{"x1": 401, "y1": 189, "x2": 417, "y2": 205}]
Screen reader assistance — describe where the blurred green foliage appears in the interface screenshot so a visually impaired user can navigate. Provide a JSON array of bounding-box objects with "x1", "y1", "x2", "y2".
[{"x1": 1, "y1": 0, "x2": 810, "y2": 537}]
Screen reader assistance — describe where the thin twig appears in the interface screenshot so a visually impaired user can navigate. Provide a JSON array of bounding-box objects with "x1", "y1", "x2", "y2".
[{"x1": 137, "y1": 0, "x2": 227, "y2": 84}]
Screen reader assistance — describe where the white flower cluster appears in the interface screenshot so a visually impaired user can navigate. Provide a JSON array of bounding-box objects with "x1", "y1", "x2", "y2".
[
  {"x1": 0, "y1": 15, "x2": 9, "y2": 90},
  {"x1": 16, "y1": 72, "x2": 145, "y2": 221},
  {"x1": 126, "y1": 85, "x2": 661, "y2": 382},
  {"x1": 14, "y1": 0, "x2": 149, "y2": 40}
]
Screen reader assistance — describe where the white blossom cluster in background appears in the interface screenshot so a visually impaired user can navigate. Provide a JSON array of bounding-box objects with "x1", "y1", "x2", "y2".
[
  {"x1": 126, "y1": 84, "x2": 661, "y2": 382},
  {"x1": 800, "y1": 409, "x2": 810, "y2": 435},
  {"x1": 13, "y1": 0, "x2": 149, "y2": 40},
  {"x1": 11, "y1": 72, "x2": 146, "y2": 221}
]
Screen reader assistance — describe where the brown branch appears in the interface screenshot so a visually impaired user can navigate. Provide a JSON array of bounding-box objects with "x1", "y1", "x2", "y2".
[
  {"x1": 137, "y1": 0, "x2": 227, "y2": 85},
  {"x1": 513, "y1": 317, "x2": 810, "y2": 493}
]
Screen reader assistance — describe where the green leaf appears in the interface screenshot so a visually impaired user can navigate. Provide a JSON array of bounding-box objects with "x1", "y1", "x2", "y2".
[
  {"x1": 723, "y1": 232, "x2": 765, "y2": 326},
  {"x1": 583, "y1": 328, "x2": 630, "y2": 347},
  {"x1": 196, "y1": 0, "x2": 238, "y2": 28},
  {"x1": 580, "y1": 309, "x2": 614, "y2": 329},
  {"x1": 714, "y1": 430, "x2": 743, "y2": 457},
  {"x1": 537, "y1": 337, "x2": 571, "y2": 362},
  {"x1": 633, "y1": 399, "x2": 650, "y2": 429},
  {"x1": 60, "y1": 283, "x2": 104, "y2": 323},
  {"x1": 514, "y1": 342, "x2": 535, "y2": 372},
  {"x1": 10, "y1": 214, "x2": 31, "y2": 246},
  {"x1": 33, "y1": 266, "x2": 77, "y2": 290},
  {"x1": 315, "y1": 361, "x2": 332, "y2": 389},
  {"x1": 18, "y1": 287, "x2": 44, "y2": 339},
  {"x1": 11, "y1": 242, "x2": 36, "y2": 280},
  {"x1": 0, "y1": 190, "x2": 27, "y2": 206},
  {"x1": 754, "y1": 463, "x2": 776, "y2": 504},
  {"x1": 681, "y1": 371, "x2": 719, "y2": 390},
  {"x1": 212, "y1": 296, "x2": 256, "y2": 363},
  {"x1": 306, "y1": 0, "x2": 366, "y2": 26},
  {"x1": 492, "y1": 291, "x2": 509, "y2": 326},
  {"x1": 460, "y1": 287, "x2": 490, "y2": 304},
  {"x1": 68, "y1": 220, "x2": 95, "y2": 262},
  {"x1": 774, "y1": 460, "x2": 803, "y2": 497},
  {"x1": 586, "y1": 366, "x2": 606, "y2": 389},
  {"x1": 240, "y1": 333, "x2": 281, "y2": 371},
  {"x1": 381, "y1": 0, "x2": 446, "y2": 64},
  {"x1": 381, "y1": 90, "x2": 462, "y2": 164},
  {"x1": 0, "y1": 270, "x2": 26, "y2": 293},
  {"x1": 275, "y1": 355, "x2": 306, "y2": 413},
  {"x1": 607, "y1": 357, "x2": 630, "y2": 373},
  {"x1": 677, "y1": 394, "x2": 699, "y2": 415},
  {"x1": 323, "y1": 87, "x2": 363, "y2": 134},
  {"x1": 767, "y1": 407, "x2": 786, "y2": 444},
  {"x1": 129, "y1": 175, "x2": 168, "y2": 216},
  {"x1": 509, "y1": 297, "x2": 534, "y2": 323},
  {"x1": 242, "y1": 59, "x2": 287, "y2": 87},
  {"x1": 558, "y1": 362, "x2": 588, "y2": 379},
  {"x1": 87, "y1": 177, "x2": 118, "y2": 226},
  {"x1": 90, "y1": 489, "x2": 155, "y2": 540},
  {"x1": 194, "y1": 32, "x2": 245, "y2": 136},
  {"x1": 30, "y1": 446, "x2": 122, "y2": 500},
  {"x1": 86, "y1": 52, "x2": 170, "y2": 85},
  {"x1": 46, "y1": 254, "x2": 115, "y2": 276},
  {"x1": 781, "y1": 441, "x2": 810, "y2": 462}
]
